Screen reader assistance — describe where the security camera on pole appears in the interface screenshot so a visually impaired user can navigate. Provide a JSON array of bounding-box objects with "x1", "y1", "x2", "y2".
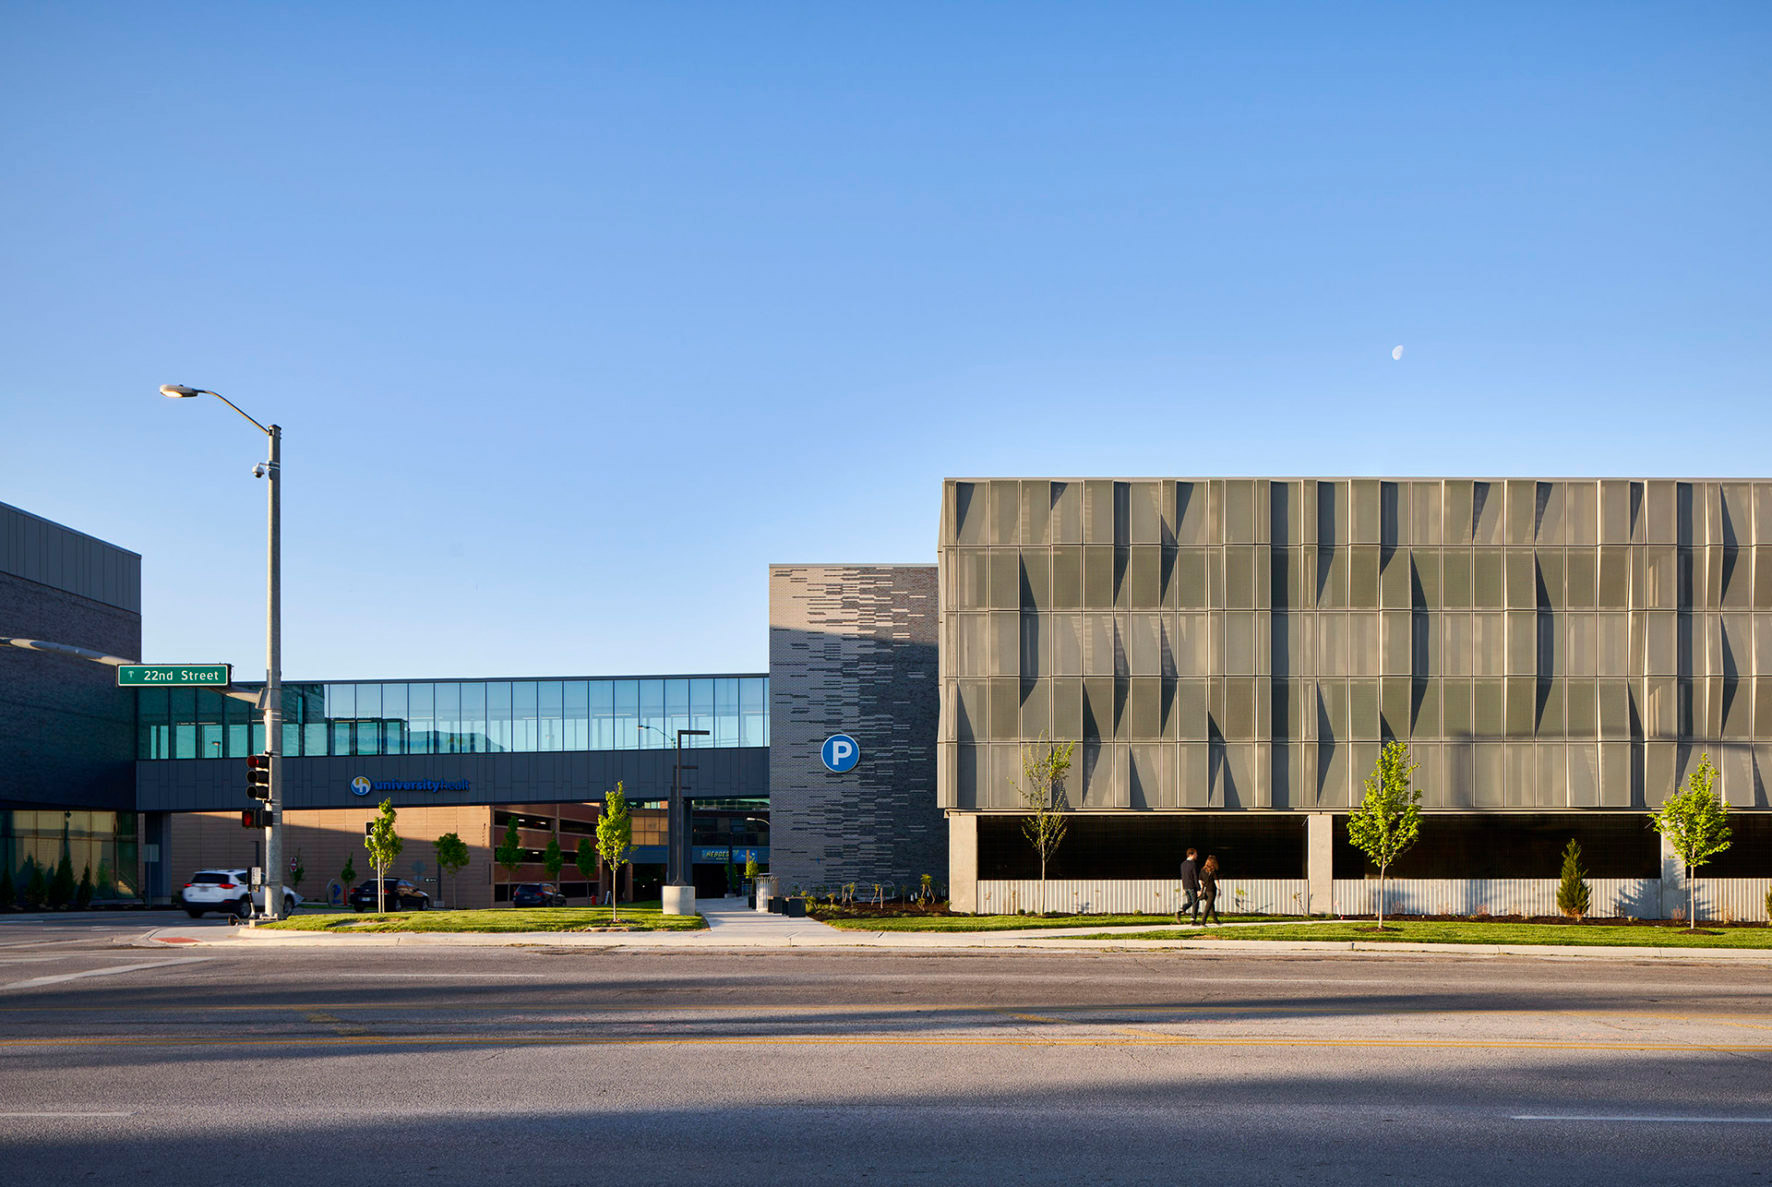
[{"x1": 160, "y1": 384, "x2": 287, "y2": 921}]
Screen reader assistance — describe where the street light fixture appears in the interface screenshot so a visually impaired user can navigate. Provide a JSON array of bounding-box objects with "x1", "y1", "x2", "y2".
[
  {"x1": 161, "y1": 383, "x2": 286, "y2": 921},
  {"x1": 638, "y1": 722, "x2": 710, "y2": 915}
]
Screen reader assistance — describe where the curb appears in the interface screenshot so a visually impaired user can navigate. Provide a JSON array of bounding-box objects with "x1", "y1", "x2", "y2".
[{"x1": 133, "y1": 927, "x2": 1772, "y2": 963}]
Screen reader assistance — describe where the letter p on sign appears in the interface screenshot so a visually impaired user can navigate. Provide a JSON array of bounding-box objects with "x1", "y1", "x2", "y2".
[{"x1": 821, "y1": 733, "x2": 860, "y2": 773}]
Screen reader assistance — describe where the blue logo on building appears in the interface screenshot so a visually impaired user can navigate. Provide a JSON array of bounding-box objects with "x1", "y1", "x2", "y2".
[
  {"x1": 350, "y1": 775, "x2": 470, "y2": 796},
  {"x1": 821, "y1": 734, "x2": 860, "y2": 773}
]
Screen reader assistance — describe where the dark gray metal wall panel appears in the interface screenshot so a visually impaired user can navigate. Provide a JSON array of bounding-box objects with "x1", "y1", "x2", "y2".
[
  {"x1": 0, "y1": 502, "x2": 141, "y2": 613},
  {"x1": 0, "y1": 568, "x2": 140, "y2": 812},
  {"x1": 134, "y1": 746, "x2": 768, "y2": 812},
  {"x1": 769, "y1": 564, "x2": 943, "y2": 891}
]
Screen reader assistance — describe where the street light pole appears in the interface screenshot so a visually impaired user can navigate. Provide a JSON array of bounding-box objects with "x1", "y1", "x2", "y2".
[
  {"x1": 638, "y1": 722, "x2": 708, "y2": 914},
  {"x1": 264, "y1": 419, "x2": 283, "y2": 921},
  {"x1": 161, "y1": 384, "x2": 286, "y2": 921}
]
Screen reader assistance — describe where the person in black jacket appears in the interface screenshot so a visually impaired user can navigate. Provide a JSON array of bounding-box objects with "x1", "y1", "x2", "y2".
[
  {"x1": 1199, "y1": 855, "x2": 1222, "y2": 926},
  {"x1": 1178, "y1": 848, "x2": 1201, "y2": 925}
]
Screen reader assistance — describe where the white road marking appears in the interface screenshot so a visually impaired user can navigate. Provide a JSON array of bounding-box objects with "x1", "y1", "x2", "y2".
[
  {"x1": 1, "y1": 958, "x2": 210, "y2": 991},
  {"x1": 299, "y1": 972, "x2": 547, "y2": 979},
  {"x1": 0, "y1": 939, "x2": 143, "y2": 951},
  {"x1": 1512, "y1": 1114, "x2": 1772, "y2": 1123}
]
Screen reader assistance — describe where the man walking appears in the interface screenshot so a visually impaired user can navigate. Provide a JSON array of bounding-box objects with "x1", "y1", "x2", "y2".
[{"x1": 1178, "y1": 847, "x2": 1201, "y2": 925}]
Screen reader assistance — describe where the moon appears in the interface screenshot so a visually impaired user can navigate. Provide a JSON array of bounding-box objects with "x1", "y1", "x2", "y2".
[{"x1": 1391, "y1": 345, "x2": 1405, "y2": 361}]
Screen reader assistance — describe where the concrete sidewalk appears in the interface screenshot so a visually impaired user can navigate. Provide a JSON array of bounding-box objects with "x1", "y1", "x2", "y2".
[{"x1": 129, "y1": 897, "x2": 1772, "y2": 963}]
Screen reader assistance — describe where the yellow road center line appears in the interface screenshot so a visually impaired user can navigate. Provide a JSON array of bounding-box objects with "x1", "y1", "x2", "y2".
[
  {"x1": 2, "y1": 1033, "x2": 1769, "y2": 1053},
  {"x1": 301, "y1": 1010, "x2": 375, "y2": 1037}
]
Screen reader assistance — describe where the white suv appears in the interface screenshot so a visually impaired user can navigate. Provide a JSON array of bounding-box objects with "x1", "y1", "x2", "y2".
[{"x1": 181, "y1": 869, "x2": 302, "y2": 919}]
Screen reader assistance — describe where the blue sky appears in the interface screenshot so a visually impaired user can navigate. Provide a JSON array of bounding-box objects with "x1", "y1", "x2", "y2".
[{"x1": 2, "y1": 2, "x2": 1767, "y2": 680}]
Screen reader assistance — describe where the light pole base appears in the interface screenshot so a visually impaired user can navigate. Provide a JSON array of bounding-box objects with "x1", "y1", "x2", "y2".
[{"x1": 662, "y1": 884, "x2": 697, "y2": 917}]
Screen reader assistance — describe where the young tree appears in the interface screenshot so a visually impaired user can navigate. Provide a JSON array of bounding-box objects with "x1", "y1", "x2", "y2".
[
  {"x1": 573, "y1": 837, "x2": 597, "y2": 904},
  {"x1": 1346, "y1": 740, "x2": 1423, "y2": 927},
  {"x1": 1650, "y1": 752, "x2": 1732, "y2": 929},
  {"x1": 595, "y1": 783, "x2": 633, "y2": 924},
  {"x1": 1011, "y1": 733, "x2": 1075, "y2": 915},
  {"x1": 364, "y1": 798, "x2": 403, "y2": 914},
  {"x1": 339, "y1": 855, "x2": 356, "y2": 905},
  {"x1": 1556, "y1": 839, "x2": 1591, "y2": 921},
  {"x1": 433, "y1": 832, "x2": 470, "y2": 910},
  {"x1": 542, "y1": 833, "x2": 565, "y2": 893},
  {"x1": 76, "y1": 865, "x2": 94, "y2": 910},
  {"x1": 288, "y1": 850, "x2": 305, "y2": 896},
  {"x1": 495, "y1": 818, "x2": 524, "y2": 906}
]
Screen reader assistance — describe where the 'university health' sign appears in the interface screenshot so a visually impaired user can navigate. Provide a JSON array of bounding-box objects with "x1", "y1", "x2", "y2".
[
  {"x1": 821, "y1": 734, "x2": 860, "y2": 773},
  {"x1": 351, "y1": 776, "x2": 471, "y2": 796}
]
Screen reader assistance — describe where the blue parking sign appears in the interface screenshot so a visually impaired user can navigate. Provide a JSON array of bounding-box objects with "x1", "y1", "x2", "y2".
[{"x1": 821, "y1": 733, "x2": 860, "y2": 773}]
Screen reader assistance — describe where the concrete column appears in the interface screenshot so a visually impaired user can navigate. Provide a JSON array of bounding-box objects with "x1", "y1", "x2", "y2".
[
  {"x1": 1307, "y1": 812, "x2": 1333, "y2": 917},
  {"x1": 948, "y1": 814, "x2": 978, "y2": 914},
  {"x1": 1659, "y1": 830, "x2": 1684, "y2": 921}
]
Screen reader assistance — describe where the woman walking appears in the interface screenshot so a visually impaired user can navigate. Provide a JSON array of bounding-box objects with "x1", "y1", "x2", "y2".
[{"x1": 1198, "y1": 855, "x2": 1222, "y2": 926}]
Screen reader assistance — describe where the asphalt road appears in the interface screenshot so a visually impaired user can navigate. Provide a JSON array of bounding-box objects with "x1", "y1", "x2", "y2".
[{"x1": 1, "y1": 914, "x2": 1769, "y2": 1185}]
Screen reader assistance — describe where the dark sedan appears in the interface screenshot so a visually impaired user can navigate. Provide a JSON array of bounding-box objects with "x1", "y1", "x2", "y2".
[
  {"x1": 510, "y1": 882, "x2": 567, "y2": 907},
  {"x1": 349, "y1": 878, "x2": 431, "y2": 912}
]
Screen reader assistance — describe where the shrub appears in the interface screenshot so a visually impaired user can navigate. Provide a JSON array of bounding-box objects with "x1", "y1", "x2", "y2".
[
  {"x1": 1556, "y1": 839, "x2": 1590, "y2": 921},
  {"x1": 0, "y1": 864, "x2": 13, "y2": 910},
  {"x1": 75, "y1": 865, "x2": 94, "y2": 910},
  {"x1": 24, "y1": 861, "x2": 46, "y2": 910},
  {"x1": 48, "y1": 854, "x2": 74, "y2": 909},
  {"x1": 1765, "y1": 885, "x2": 1771, "y2": 926}
]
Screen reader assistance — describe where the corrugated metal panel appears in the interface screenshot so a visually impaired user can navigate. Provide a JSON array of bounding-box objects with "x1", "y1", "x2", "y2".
[
  {"x1": 0, "y1": 501, "x2": 140, "y2": 612},
  {"x1": 975, "y1": 879, "x2": 1309, "y2": 916},
  {"x1": 1329, "y1": 878, "x2": 1771, "y2": 922},
  {"x1": 974, "y1": 878, "x2": 1771, "y2": 921},
  {"x1": 1684, "y1": 878, "x2": 1772, "y2": 924}
]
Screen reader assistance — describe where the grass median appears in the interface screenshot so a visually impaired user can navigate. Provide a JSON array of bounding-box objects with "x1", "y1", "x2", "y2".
[
  {"x1": 812, "y1": 912, "x2": 1295, "y2": 932},
  {"x1": 261, "y1": 907, "x2": 706, "y2": 934},
  {"x1": 1067, "y1": 919, "x2": 1772, "y2": 948}
]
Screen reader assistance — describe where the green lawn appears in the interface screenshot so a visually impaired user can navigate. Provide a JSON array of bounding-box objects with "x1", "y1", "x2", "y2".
[
  {"x1": 813, "y1": 912, "x2": 1295, "y2": 932},
  {"x1": 262, "y1": 907, "x2": 705, "y2": 934},
  {"x1": 1068, "y1": 920, "x2": 1772, "y2": 949}
]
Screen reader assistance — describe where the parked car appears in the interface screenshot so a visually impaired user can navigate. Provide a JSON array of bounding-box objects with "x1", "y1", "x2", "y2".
[
  {"x1": 348, "y1": 878, "x2": 431, "y2": 912},
  {"x1": 181, "y1": 869, "x2": 302, "y2": 919},
  {"x1": 510, "y1": 882, "x2": 568, "y2": 908}
]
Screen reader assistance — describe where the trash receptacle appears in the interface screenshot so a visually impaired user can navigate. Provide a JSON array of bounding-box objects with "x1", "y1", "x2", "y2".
[{"x1": 754, "y1": 874, "x2": 774, "y2": 913}]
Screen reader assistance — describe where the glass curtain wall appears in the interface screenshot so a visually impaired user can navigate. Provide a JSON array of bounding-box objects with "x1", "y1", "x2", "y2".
[{"x1": 138, "y1": 676, "x2": 769, "y2": 759}]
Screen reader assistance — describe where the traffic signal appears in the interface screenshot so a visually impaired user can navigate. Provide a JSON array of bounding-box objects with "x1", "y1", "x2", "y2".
[
  {"x1": 246, "y1": 754, "x2": 271, "y2": 801},
  {"x1": 241, "y1": 806, "x2": 269, "y2": 829}
]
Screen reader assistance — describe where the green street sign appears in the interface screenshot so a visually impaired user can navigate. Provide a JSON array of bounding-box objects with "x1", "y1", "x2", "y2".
[{"x1": 117, "y1": 664, "x2": 232, "y2": 688}]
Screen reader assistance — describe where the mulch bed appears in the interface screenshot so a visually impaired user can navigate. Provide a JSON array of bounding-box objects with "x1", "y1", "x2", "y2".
[{"x1": 1341, "y1": 913, "x2": 1755, "y2": 931}]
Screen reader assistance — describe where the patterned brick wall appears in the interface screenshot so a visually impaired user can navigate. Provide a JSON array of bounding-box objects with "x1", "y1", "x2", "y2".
[{"x1": 768, "y1": 565, "x2": 943, "y2": 893}]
